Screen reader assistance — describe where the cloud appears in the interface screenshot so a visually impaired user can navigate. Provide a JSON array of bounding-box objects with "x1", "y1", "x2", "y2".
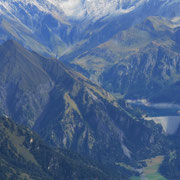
[
  {"x1": 126, "y1": 99, "x2": 180, "y2": 109},
  {"x1": 60, "y1": 0, "x2": 85, "y2": 18}
]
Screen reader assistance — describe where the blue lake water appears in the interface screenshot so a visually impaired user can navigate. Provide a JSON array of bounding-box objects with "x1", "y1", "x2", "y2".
[{"x1": 126, "y1": 99, "x2": 180, "y2": 135}]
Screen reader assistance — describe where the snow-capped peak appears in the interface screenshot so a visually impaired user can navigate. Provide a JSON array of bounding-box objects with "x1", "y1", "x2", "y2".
[
  {"x1": 51, "y1": 0, "x2": 148, "y2": 20},
  {"x1": 1, "y1": 0, "x2": 180, "y2": 21},
  {"x1": 0, "y1": 0, "x2": 149, "y2": 20}
]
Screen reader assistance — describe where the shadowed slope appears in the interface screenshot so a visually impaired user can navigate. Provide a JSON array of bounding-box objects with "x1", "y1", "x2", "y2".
[
  {"x1": 0, "y1": 115, "x2": 118, "y2": 180},
  {"x1": 0, "y1": 40, "x2": 167, "y2": 169}
]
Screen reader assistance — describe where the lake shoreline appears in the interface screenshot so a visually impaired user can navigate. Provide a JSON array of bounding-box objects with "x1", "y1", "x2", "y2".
[{"x1": 126, "y1": 99, "x2": 180, "y2": 135}]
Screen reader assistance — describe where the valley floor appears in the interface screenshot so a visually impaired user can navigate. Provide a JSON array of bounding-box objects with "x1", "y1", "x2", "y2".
[{"x1": 131, "y1": 156, "x2": 167, "y2": 180}]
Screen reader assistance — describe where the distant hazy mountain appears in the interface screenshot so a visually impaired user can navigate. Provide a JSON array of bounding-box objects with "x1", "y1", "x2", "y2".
[
  {"x1": 0, "y1": 40, "x2": 167, "y2": 170},
  {"x1": 101, "y1": 16, "x2": 180, "y2": 99},
  {"x1": 0, "y1": 115, "x2": 117, "y2": 180},
  {"x1": 64, "y1": 15, "x2": 180, "y2": 103},
  {"x1": 1, "y1": 0, "x2": 180, "y2": 59},
  {"x1": 1, "y1": 0, "x2": 180, "y2": 21},
  {"x1": 0, "y1": 0, "x2": 151, "y2": 20}
]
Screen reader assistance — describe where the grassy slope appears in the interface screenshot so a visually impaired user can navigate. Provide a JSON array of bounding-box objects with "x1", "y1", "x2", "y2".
[
  {"x1": 0, "y1": 115, "x2": 119, "y2": 180},
  {"x1": 131, "y1": 156, "x2": 167, "y2": 180}
]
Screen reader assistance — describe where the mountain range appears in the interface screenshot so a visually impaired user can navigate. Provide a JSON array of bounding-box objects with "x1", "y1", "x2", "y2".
[
  {"x1": 1, "y1": 0, "x2": 180, "y2": 21},
  {"x1": 62, "y1": 14, "x2": 180, "y2": 103},
  {"x1": 0, "y1": 40, "x2": 168, "y2": 171},
  {"x1": 1, "y1": 0, "x2": 180, "y2": 179},
  {"x1": 0, "y1": 0, "x2": 180, "y2": 59},
  {"x1": 1, "y1": 0, "x2": 180, "y2": 103}
]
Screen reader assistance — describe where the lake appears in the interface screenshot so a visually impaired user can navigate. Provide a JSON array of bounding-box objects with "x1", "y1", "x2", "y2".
[{"x1": 126, "y1": 99, "x2": 180, "y2": 135}]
